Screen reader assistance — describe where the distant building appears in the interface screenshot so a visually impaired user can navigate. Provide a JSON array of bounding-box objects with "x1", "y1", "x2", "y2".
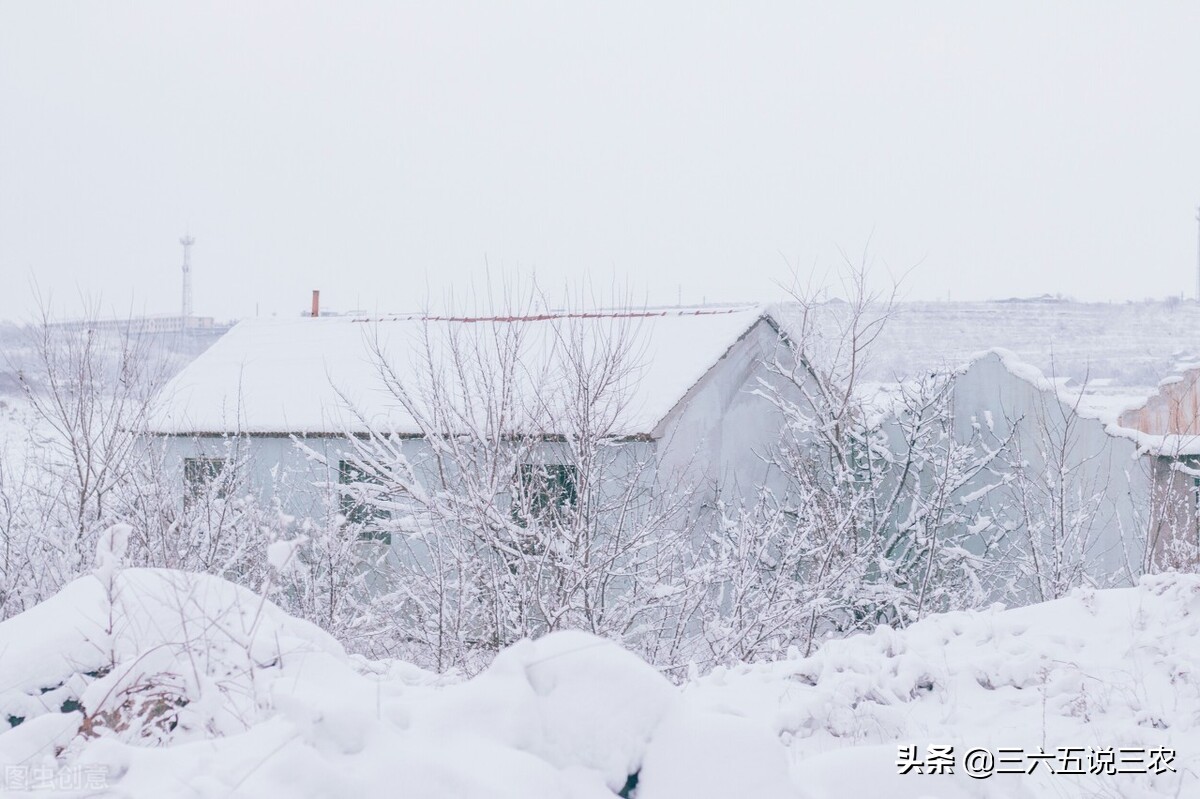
[
  {"x1": 45, "y1": 314, "x2": 230, "y2": 337},
  {"x1": 43, "y1": 235, "x2": 235, "y2": 338}
]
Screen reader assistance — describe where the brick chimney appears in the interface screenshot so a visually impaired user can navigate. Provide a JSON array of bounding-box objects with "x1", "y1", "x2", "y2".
[{"x1": 311, "y1": 290, "x2": 320, "y2": 318}]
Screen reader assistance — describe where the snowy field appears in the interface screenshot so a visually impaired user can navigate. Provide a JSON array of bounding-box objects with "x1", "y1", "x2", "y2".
[
  {"x1": 0, "y1": 324, "x2": 220, "y2": 471},
  {"x1": 0, "y1": 537, "x2": 1194, "y2": 798}
]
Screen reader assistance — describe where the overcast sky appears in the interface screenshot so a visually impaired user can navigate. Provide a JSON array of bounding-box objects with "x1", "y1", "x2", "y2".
[{"x1": 2, "y1": 2, "x2": 1199, "y2": 322}]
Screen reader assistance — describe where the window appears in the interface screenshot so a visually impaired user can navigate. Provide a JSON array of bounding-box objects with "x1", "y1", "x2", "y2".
[
  {"x1": 513, "y1": 463, "x2": 578, "y2": 527},
  {"x1": 184, "y1": 457, "x2": 226, "y2": 506},
  {"x1": 338, "y1": 460, "x2": 391, "y2": 544},
  {"x1": 1193, "y1": 474, "x2": 1200, "y2": 542}
]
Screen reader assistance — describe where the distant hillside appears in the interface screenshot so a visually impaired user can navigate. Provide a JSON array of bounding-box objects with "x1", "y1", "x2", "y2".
[{"x1": 777, "y1": 299, "x2": 1200, "y2": 389}]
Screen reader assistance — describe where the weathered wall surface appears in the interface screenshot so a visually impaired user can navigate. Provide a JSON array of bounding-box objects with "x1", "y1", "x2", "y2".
[{"x1": 1119, "y1": 370, "x2": 1200, "y2": 436}]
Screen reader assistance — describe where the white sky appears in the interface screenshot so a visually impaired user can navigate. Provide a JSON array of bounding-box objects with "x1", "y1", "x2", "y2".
[{"x1": 2, "y1": 2, "x2": 1199, "y2": 322}]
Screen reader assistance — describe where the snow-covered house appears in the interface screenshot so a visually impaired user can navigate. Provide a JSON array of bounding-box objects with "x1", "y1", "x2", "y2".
[{"x1": 146, "y1": 307, "x2": 794, "y2": 523}]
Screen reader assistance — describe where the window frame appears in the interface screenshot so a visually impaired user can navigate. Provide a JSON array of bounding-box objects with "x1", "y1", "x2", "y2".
[{"x1": 338, "y1": 459, "x2": 391, "y2": 544}]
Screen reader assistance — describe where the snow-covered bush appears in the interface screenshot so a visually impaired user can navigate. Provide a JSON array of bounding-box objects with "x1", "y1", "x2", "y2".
[
  {"x1": 1, "y1": 314, "x2": 385, "y2": 669},
  {"x1": 696, "y1": 267, "x2": 1015, "y2": 665},
  {"x1": 0, "y1": 544, "x2": 800, "y2": 798},
  {"x1": 3, "y1": 539, "x2": 1199, "y2": 798}
]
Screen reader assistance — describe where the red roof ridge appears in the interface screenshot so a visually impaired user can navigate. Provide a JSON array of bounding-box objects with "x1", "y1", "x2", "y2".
[{"x1": 347, "y1": 306, "x2": 756, "y2": 324}]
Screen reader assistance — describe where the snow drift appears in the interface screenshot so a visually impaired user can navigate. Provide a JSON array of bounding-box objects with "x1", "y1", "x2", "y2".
[
  {"x1": 2, "y1": 550, "x2": 1198, "y2": 797},
  {"x1": 0, "y1": 556, "x2": 790, "y2": 798}
]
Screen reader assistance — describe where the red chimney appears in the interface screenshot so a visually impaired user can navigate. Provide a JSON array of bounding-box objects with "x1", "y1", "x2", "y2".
[{"x1": 311, "y1": 290, "x2": 320, "y2": 318}]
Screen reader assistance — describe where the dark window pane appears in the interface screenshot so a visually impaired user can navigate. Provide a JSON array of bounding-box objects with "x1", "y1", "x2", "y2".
[
  {"x1": 513, "y1": 463, "x2": 578, "y2": 527},
  {"x1": 183, "y1": 457, "x2": 226, "y2": 506},
  {"x1": 338, "y1": 460, "x2": 391, "y2": 543}
]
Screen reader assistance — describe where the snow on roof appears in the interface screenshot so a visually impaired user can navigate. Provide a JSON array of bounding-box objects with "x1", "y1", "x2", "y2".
[
  {"x1": 148, "y1": 306, "x2": 771, "y2": 437},
  {"x1": 954, "y1": 348, "x2": 1200, "y2": 457}
]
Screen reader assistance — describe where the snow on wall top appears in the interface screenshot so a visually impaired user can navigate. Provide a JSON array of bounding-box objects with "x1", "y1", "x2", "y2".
[
  {"x1": 147, "y1": 307, "x2": 770, "y2": 437},
  {"x1": 956, "y1": 348, "x2": 1200, "y2": 457},
  {"x1": 773, "y1": 299, "x2": 1200, "y2": 456},
  {"x1": 959, "y1": 347, "x2": 1150, "y2": 422}
]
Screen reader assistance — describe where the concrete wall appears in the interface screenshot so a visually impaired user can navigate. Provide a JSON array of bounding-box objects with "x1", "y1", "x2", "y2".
[
  {"x1": 653, "y1": 318, "x2": 800, "y2": 501},
  {"x1": 948, "y1": 354, "x2": 1150, "y2": 592},
  {"x1": 158, "y1": 433, "x2": 661, "y2": 521}
]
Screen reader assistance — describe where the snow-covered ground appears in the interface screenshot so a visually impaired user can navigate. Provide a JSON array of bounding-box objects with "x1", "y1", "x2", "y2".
[
  {"x1": 1, "y1": 536, "x2": 1195, "y2": 798},
  {"x1": 697, "y1": 576, "x2": 1196, "y2": 799}
]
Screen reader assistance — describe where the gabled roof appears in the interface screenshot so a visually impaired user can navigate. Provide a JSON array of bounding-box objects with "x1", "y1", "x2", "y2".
[{"x1": 147, "y1": 306, "x2": 775, "y2": 438}]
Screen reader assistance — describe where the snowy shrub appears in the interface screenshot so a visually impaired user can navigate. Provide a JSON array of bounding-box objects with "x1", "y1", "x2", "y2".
[{"x1": 695, "y1": 266, "x2": 1016, "y2": 665}]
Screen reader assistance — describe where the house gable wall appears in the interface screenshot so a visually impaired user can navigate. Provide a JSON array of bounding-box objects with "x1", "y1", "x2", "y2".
[{"x1": 652, "y1": 318, "x2": 799, "y2": 500}]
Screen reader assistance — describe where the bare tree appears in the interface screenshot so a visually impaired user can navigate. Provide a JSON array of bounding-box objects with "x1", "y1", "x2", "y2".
[
  {"x1": 701, "y1": 262, "x2": 1014, "y2": 663},
  {"x1": 0, "y1": 427, "x2": 57, "y2": 617},
  {"x1": 10, "y1": 303, "x2": 171, "y2": 594},
  {"x1": 3, "y1": 302, "x2": 283, "y2": 617},
  {"x1": 1126, "y1": 438, "x2": 1200, "y2": 577},
  {"x1": 990, "y1": 377, "x2": 1126, "y2": 602},
  {"x1": 309, "y1": 284, "x2": 705, "y2": 671}
]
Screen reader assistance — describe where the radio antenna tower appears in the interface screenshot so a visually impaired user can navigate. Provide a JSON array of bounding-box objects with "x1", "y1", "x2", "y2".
[{"x1": 180, "y1": 234, "x2": 195, "y2": 324}]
